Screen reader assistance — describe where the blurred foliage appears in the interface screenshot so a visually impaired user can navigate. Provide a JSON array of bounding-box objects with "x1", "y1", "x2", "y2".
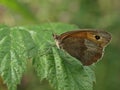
[{"x1": 0, "y1": 0, "x2": 120, "y2": 90}]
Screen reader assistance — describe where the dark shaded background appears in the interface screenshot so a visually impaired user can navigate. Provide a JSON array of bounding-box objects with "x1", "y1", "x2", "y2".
[{"x1": 0, "y1": 0, "x2": 120, "y2": 90}]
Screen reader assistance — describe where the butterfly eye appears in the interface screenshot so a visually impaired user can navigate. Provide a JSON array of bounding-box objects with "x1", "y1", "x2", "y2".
[{"x1": 95, "y1": 35, "x2": 100, "y2": 40}]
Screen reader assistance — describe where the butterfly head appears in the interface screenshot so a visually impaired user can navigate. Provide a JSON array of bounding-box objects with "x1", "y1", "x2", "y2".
[{"x1": 52, "y1": 33, "x2": 61, "y2": 49}]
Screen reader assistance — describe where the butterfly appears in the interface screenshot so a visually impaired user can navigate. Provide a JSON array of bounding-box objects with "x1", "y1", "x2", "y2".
[{"x1": 53, "y1": 29, "x2": 111, "y2": 66}]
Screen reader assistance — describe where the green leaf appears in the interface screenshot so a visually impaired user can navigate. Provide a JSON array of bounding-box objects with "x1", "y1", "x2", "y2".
[
  {"x1": 33, "y1": 43, "x2": 54, "y2": 80},
  {"x1": 52, "y1": 47, "x2": 94, "y2": 90},
  {"x1": 19, "y1": 29, "x2": 38, "y2": 58},
  {"x1": 0, "y1": 23, "x2": 96, "y2": 90},
  {"x1": 33, "y1": 45, "x2": 95, "y2": 90},
  {"x1": 32, "y1": 23, "x2": 95, "y2": 90},
  {"x1": 0, "y1": 26, "x2": 38, "y2": 90},
  {"x1": 26, "y1": 23, "x2": 79, "y2": 51},
  {"x1": 0, "y1": 26, "x2": 25, "y2": 90}
]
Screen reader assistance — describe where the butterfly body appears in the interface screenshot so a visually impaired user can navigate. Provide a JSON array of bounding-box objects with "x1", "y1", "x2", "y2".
[{"x1": 53, "y1": 30, "x2": 111, "y2": 66}]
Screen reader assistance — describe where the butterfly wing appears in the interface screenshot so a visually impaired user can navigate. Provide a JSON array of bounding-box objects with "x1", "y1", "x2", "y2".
[
  {"x1": 60, "y1": 36, "x2": 103, "y2": 65},
  {"x1": 54, "y1": 30, "x2": 111, "y2": 66}
]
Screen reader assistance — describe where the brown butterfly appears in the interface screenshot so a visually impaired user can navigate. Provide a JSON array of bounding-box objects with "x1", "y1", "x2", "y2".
[{"x1": 53, "y1": 29, "x2": 111, "y2": 66}]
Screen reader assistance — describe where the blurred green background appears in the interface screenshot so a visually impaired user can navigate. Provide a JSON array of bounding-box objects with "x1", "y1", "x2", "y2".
[{"x1": 0, "y1": 0, "x2": 120, "y2": 90}]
